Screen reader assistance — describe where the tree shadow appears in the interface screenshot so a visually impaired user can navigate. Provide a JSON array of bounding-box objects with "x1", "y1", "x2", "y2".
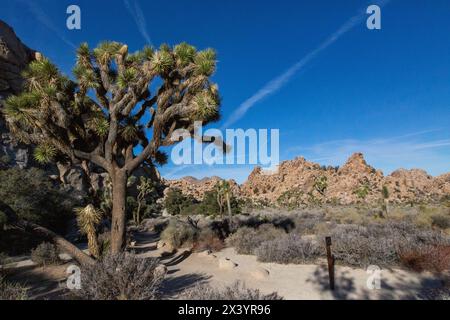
[
  {"x1": 306, "y1": 264, "x2": 447, "y2": 300},
  {"x1": 5, "y1": 264, "x2": 70, "y2": 300},
  {"x1": 161, "y1": 273, "x2": 211, "y2": 297},
  {"x1": 163, "y1": 250, "x2": 192, "y2": 267},
  {"x1": 306, "y1": 265, "x2": 357, "y2": 299}
]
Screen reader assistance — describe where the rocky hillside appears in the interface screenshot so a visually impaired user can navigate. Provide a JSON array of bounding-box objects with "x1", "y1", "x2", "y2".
[
  {"x1": 0, "y1": 20, "x2": 36, "y2": 169},
  {"x1": 242, "y1": 153, "x2": 450, "y2": 205},
  {"x1": 165, "y1": 153, "x2": 450, "y2": 206},
  {"x1": 164, "y1": 176, "x2": 240, "y2": 200}
]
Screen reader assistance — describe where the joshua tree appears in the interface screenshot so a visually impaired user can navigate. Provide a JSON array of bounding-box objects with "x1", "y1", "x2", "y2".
[
  {"x1": 75, "y1": 204, "x2": 102, "y2": 258},
  {"x1": 134, "y1": 176, "x2": 155, "y2": 225},
  {"x1": 314, "y1": 175, "x2": 328, "y2": 196},
  {"x1": 216, "y1": 180, "x2": 232, "y2": 219},
  {"x1": 3, "y1": 41, "x2": 221, "y2": 254}
]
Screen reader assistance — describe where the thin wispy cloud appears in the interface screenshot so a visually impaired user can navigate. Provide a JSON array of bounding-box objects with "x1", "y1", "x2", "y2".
[
  {"x1": 20, "y1": 0, "x2": 76, "y2": 48},
  {"x1": 222, "y1": 0, "x2": 391, "y2": 129},
  {"x1": 123, "y1": 0, "x2": 152, "y2": 45},
  {"x1": 287, "y1": 129, "x2": 450, "y2": 176}
]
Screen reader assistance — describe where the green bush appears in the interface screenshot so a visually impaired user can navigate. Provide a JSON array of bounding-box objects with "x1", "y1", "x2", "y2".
[
  {"x1": 0, "y1": 167, "x2": 76, "y2": 232},
  {"x1": 160, "y1": 219, "x2": 198, "y2": 249},
  {"x1": 31, "y1": 242, "x2": 60, "y2": 266},
  {"x1": 164, "y1": 188, "x2": 196, "y2": 215}
]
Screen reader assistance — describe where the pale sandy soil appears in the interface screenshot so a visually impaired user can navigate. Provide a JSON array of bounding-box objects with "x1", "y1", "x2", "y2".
[
  {"x1": 1, "y1": 231, "x2": 445, "y2": 300},
  {"x1": 133, "y1": 232, "x2": 445, "y2": 300}
]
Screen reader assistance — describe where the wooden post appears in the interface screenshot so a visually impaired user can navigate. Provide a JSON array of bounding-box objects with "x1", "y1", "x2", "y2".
[{"x1": 325, "y1": 236, "x2": 335, "y2": 290}]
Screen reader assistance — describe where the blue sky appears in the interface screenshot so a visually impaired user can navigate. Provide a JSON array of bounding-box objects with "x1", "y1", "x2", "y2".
[{"x1": 1, "y1": 0, "x2": 449, "y2": 183}]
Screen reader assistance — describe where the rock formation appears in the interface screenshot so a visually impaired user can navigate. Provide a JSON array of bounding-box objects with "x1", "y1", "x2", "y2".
[
  {"x1": 0, "y1": 20, "x2": 36, "y2": 169},
  {"x1": 165, "y1": 152, "x2": 449, "y2": 206}
]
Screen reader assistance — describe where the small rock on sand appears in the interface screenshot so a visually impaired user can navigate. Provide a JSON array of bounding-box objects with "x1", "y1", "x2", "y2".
[
  {"x1": 219, "y1": 257, "x2": 238, "y2": 270},
  {"x1": 250, "y1": 267, "x2": 270, "y2": 280}
]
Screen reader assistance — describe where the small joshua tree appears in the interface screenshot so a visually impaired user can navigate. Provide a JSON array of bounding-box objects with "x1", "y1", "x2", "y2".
[
  {"x1": 134, "y1": 176, "x2": 155, "y2": 225},
  {"x1": 314, "y1": 175, "x2": 328, "y2": 196},
  {"x1": 75, "y1": 204, "x2": 102, "y2": 258},
  {"x1": 4, "y1": 41, "x2": 221, "y2": 254},
  {"x1": 216, "y1": 180, "x2": 232, "y2": 219}
]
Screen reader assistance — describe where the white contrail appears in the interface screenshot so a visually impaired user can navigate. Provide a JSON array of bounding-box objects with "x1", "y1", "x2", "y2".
[
  {"x1": 222, "y1": 1, "x2": 390, "y2": 129},
  {"x1": 123, "y1": 0, "x2": 152, "y2": 45},
  {"x1": 20, "y1": 0, "x2": 76, "y2": 48}
]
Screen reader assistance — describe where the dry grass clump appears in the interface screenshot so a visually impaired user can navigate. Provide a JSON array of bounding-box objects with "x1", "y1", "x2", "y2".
[
  {"x1": 0, "y1": 276, "x2": 28, "y2": 300},
  {"x1": 193, "y1": 228, "x2": 225, "y2": 252},
  {"x1": 255, "y1": 233, "x2": 321, "y2": 264},
  {"x1": 226, "y1": 224, "x2": 286, "y2": 255},
  {"x1": 398, "y1": 244, "x2": 450, "y2": 274},
  {"x1": 30, "y1": 242, "x2": 60, "y2": 266},
  {"x1": 180, "y1": 281, "x2": 283, "y2": 300},
  {"x1": 76, "y1": 252, "x2": 165, "y2": 300}
]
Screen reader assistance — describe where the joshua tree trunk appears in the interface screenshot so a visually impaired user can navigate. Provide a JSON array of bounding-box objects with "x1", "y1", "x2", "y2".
[
  {"x1": 87, "y1": 229, "x2": 100, "y2": 259},
  {"x1": 226, "y1": 193, "x2": 232, "y2": 219},
  {"x1": 111, "y1": 170, "x2": 128, "y2": 254}
]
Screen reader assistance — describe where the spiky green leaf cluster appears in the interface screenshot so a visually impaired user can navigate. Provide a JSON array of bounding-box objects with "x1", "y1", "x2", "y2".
[
  {"x1": 88, "y1": 117, "x2": 109, "y2": 137},
  {"x1": 192, "y1": 84, "x2": 221, "y2": 121},
  {"x1": 34, "y1": 144, "x2": 57, "y2": 164},
  {"x1": 117, "y1": 67, "x2": 137, "y2": 89},
  {"x1": 93, "y1": 41, "x2": 122, "y2": 65},
  {"x1": 194, "y1": 49, "x2": 216, "y2": 76},
  {"x1": 174, "y1": 42, "x2": 197, "y2": 67},
  {"x1": 151, "y1": 50, "x2": 174, "y2": 74}
]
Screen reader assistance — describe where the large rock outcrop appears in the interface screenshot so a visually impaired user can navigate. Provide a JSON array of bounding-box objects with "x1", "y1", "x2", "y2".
[
  {"x1": 166, "y1": 153, "x2": 449, "y2": 206},
  {"x1": 0, "y1": 20, "x2": 36, "y2": 169},
  {"x1": 240, "y1": 152, "x2": 449, "y2": 205},
  {"x1": 164, "y1": 176, "x2": 240, "y2": 201}
]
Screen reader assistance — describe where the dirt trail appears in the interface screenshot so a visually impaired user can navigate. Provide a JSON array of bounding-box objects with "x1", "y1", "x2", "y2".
[{"x1": 132, "y1": 231, "x2": 445, "y2": 300}]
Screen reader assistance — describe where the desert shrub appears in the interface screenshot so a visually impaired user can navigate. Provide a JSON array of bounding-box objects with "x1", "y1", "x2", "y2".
[
  {"x1": 30, "y1": 242, "x2": 60, "y2": 266},
  {"x1": 329, "y1": 221, "x2": 450, "y2": 268},
  {"x1": 431, "y1": 214, "x2": 450, "y2": 230},
  {"x1": 226, "y1": 224, "x2": 286, "y2": 255},
  {"x1": 77, "y1": 253, "x2": 165, "y2": 300},
  {"x1": 97, "y1": 231, "x2": 111, "y2": 257},
  {"x1": 292, "y1": 213, "x2": 324, "y2": 235},
  {"x1": 398, "y1": 244, "x2": 450, "y2": 273},
  {"x1": 330, "y1": 224, "x2": 398, "y2": 267},
  {"x1": 255, "y1": 234, "x2": 321, "y2": 264},
  {"x1": 193, "y1": 228, "x2": 225, "y2": 252},
  {"x1": 277, "y1": 190, "x2": 305, "y2": 209},
  {"x1": 353, "y1": 184, "x2": 370, "y2": 200},
  {"x1": 180, "y1": 281, "x2": 283, "y2": 300},
  {"x1": 160, "y1": 219, "x2": 198, "y2": 249},
  {"x1": 0, "y1": 167, "x2": 76, "y2": 232},
  {"x1": 0, "y1": 276, "x2": 28, "y2": 300}
]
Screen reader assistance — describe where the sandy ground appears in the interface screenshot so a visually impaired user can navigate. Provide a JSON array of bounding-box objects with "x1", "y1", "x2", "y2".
[
  {"x1": 133, "y1": 231, "x2": 445, "y2": 300},
  {"x1": 2, "y1": 231, "x2": 445, "y2": 300}
]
